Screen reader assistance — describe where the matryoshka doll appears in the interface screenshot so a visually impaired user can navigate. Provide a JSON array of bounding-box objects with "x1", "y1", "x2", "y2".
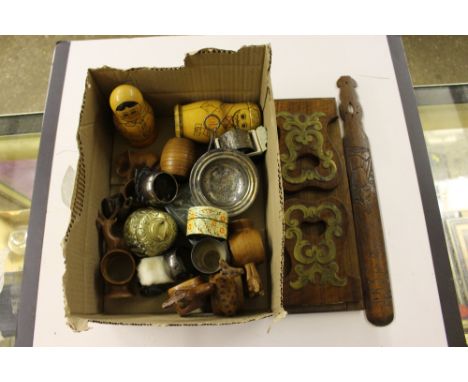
[
  {"x1": 174, "y1": 100, "x2": 226, "y2": 144},
  {"x1": 221, "y1": 102, "x2": 262, "y2": 132},
  {"x1": 109, "y1": 84, "x2": 157, "y2": 148}
]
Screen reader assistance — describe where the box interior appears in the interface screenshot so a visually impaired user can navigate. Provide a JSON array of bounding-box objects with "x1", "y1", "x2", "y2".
[{"x1": 63, "y1": 45, "x2": 285, "y2": 326}]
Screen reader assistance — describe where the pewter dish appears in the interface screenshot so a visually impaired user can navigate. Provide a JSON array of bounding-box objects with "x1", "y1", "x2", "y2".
[{"x1": 190, "y1": 149, "x2": 259, "y2": 216}]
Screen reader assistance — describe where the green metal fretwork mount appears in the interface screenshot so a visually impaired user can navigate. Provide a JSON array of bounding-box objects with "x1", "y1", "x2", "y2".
[
  {"x1": 278, "y1": 111, "x2": 337, "y2": 185},
  {"x1": 284, "y1": 202, "x2": 347, "y2": 290}
]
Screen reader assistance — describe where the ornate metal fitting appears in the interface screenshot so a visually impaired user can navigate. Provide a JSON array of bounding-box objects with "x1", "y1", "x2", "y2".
[{"x1": 284, "y1": 200, "x2": 348, "y2": 290}]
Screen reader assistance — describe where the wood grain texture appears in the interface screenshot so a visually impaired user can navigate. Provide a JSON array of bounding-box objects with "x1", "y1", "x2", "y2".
[
  {"x1": 160, "y1": 137, "x2": 196, "y2": 178},
  {"x1": 337, "y1": 76, "x2": 394, "y2": 326},
  {"x1": 228, "y1": 218, "x2": 265, "y2": 297},
  {"x1": 276, "y1": 98, "x2": 363, "y2": 313}
]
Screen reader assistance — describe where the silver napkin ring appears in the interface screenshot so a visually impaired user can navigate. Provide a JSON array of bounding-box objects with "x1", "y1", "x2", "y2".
[{"x1": 214, "y1": 125, "x2": 267, "y2": 157}]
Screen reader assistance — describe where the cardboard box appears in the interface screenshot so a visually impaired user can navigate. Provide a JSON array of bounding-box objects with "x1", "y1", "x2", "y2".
[{"x1": 63, "y1": 45, "x2": 286, "y2": 329}]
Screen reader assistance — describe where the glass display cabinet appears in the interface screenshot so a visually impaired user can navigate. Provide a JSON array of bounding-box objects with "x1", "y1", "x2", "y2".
[
  {"x1": 414, "y1": 85, "x2": 468, "y2": 343},
  {"x1": 0, "y1": 113, "x2": 41, "y2": 346}
]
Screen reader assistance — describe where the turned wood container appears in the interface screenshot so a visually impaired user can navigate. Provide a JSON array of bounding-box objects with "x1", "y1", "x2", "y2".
[
  {"x1": 160, "y1": 137, "x2": 197, "y2": 178},
  {"x1": 228, "y1": 218, "x2": 265, "y2": 297},
  {"x1": 228, "y1": 218, "x2": 265, "y2": 266}
]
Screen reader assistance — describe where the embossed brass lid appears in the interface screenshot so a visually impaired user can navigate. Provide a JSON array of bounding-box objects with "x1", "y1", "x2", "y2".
[
  {"x1": 189, "y1": 149, "x2": 259, "y2": 217},
  {"x1": 123, "y1": 208, "x2": 178, "y2": 257}
]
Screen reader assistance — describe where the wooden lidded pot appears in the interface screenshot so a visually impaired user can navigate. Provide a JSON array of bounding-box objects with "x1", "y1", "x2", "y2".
[
  {"x1": 160, "y1": 137, "x2": 197, "y2": 178},
  {"x1": 228, "y1": 218, "x2": 265, "y2": 297}
]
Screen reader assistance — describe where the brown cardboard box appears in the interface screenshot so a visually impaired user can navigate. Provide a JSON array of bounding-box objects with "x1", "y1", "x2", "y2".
[{"x1": 63, "y1": 45, "x2": 286, "y2": 330}]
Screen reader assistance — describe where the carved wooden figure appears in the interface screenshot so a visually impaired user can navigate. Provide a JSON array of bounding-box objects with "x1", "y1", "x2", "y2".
[
  {"x1": 337, "y1": 76, "x2": 394, "y2": 326},
  {"x1": 276, "y1": 98, "x2": 363, "y2": 313},
  {"x1": 115, "y1": 150, "x2": 159, "y2": 179},
  {"x1": 209, "y1": 260, "x2": 245, "y2": 316},
  {"x1": 96, "y1": 193, "x2": 131, "y2": 252},
  {"x1": 162, "y1": 276, "x2": 214, "y2": 316}
]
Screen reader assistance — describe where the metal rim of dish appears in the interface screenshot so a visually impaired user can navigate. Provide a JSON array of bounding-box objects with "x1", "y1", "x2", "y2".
[{"x1": 189, "y1": 149, "x2": 259, "y2": 217}]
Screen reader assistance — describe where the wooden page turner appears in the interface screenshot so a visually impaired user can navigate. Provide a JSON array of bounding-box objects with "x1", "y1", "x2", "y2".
[{"x1": 337, "y1": 76, "x2": 394, "y2": 326}]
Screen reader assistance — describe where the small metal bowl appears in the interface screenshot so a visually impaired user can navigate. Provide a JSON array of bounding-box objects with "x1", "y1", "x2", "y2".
[{"x1": 189, "y1": 149, "x2": 259, "y2": 217}]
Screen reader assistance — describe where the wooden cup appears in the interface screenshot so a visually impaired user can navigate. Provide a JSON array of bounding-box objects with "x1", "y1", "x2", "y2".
[
  {"x1": 160, "y1": 137, "x2": 197, "y2": 178},
  {"x1": 228, "y1": 218, "x2": 265, "y2": 297},
  {"x1": 100, "y1": 249, "x2": 136, "y2": 298}
]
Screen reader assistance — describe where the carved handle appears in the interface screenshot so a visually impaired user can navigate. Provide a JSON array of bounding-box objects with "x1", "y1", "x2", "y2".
[
  {"x1": 244, "y1": 262, "x2": 264, "y2": 297},
  {"x1": 337, "y1": 76, "x2": 394, "y2": 326}
]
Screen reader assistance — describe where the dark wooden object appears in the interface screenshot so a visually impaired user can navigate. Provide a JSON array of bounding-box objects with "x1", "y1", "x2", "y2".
[
  {"x1": 276, "y1": 99, "x2": 363, "y2": 313},
  {"x1": 337, "y1": 76, "x2": 394, "y2": 326}
]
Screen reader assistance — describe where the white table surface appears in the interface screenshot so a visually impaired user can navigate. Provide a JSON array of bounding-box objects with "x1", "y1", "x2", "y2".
[{"x1": 33, "y1": 36, "x2": 447, "y2": 346}]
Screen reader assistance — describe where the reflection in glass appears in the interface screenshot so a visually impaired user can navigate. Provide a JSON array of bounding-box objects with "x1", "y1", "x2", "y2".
[
  {"x1": 0, "y1": 113, "x2": 41, "y2": 347},
  {"x1": 416, "y1": 85, "x2": 468, "y2": 343}
]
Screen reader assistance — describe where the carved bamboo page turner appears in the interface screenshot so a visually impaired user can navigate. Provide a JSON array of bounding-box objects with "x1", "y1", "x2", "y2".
[{"x1": 337, "y1": 76, "x2": 394, "y2": 326}]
